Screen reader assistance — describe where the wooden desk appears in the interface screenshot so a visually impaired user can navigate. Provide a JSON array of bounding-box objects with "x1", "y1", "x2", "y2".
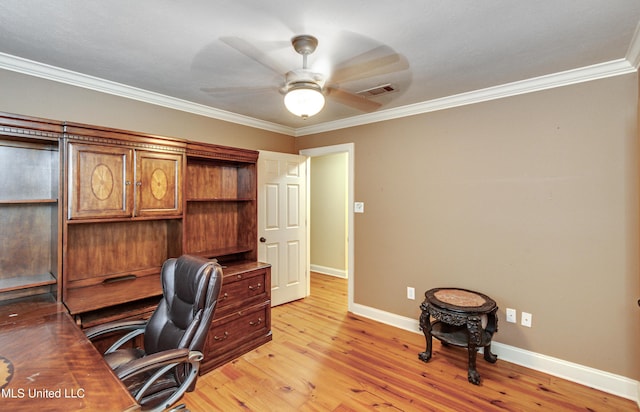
[{"x1": 0, "y1": 295, "x2": 139, "y2": 411}]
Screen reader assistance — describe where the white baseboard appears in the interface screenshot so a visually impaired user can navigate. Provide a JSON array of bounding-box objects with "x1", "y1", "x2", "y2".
[
  {"x1": 310, "y1": 264, "x2": 347, "y2": 278},
  {"x1": 350, "y1": 302, "x2": 639, "y2": 403}
]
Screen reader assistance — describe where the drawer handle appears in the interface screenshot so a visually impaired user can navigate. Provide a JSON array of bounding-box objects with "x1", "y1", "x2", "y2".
[
  {"x1": 248, "y1": 283, "x2": 262, "y2": 291},
  {"x1": 214, "y1": 331, "x2": 229, "y2": 341},
  {"x1": 103, "y1": 274, "x2": 137, "y2": 284},
  {"x1": 221, "y1": 292, "x2": 229, "y2": 300},
  {"x1": 249, "y1": 317, "x2": 263, "y2": 326}
]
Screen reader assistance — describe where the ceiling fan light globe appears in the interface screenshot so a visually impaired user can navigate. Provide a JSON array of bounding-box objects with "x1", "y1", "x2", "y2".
[{"x1": 284, "y1": 87, "x2": 325, "y2": 118}]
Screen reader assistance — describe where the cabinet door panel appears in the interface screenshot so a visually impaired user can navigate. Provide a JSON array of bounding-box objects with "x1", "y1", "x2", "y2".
[
  {"x1": 135, "y1": 151, "x2": 182, "y2": 216},
  {"x1": 68, "y1": 143, "x2": 133, "y2": 219}
]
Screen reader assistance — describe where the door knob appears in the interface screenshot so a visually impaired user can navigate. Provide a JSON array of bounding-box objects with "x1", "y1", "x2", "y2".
[{"x1": 259, "y1": 237, "x2": 266, "y2": 243}]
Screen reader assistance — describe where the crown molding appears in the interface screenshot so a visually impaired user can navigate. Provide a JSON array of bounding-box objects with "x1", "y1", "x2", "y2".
[
  {"x1": 0, "y1": 52, "x2": 297, "y2": 136},
  {"x1": 627, "y1": 21, "x2": 640, "y2": 69},
  {"x1": 295, "y1": 58, "x2": 637, "y2": 136},
  {"x1": 0, "y1": 52, "x2": 636, "y2": 139}
]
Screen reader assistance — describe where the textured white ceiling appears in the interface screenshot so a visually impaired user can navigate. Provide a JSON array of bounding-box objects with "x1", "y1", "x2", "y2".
[{"x1": 0, "y1": 1, "x2": 639, "y2": 133}]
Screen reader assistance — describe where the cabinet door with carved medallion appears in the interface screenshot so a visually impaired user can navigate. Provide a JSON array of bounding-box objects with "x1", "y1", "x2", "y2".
[
  {"x1": 68, "y1": 143, "x2": 133, "y2": 219},
  {"x1": 135, "y1": 151, "x2": 182, "y2": 217}
]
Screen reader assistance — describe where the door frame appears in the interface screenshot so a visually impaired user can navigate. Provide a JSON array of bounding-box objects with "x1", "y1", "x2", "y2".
[{"x1": 300, "y1": 143, "x2": 354, "y2": 312}]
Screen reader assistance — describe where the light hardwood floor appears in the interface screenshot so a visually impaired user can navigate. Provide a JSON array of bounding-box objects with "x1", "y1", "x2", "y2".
[{"x1": 182, "y1": 273, "x2": 637, "y2": 411}]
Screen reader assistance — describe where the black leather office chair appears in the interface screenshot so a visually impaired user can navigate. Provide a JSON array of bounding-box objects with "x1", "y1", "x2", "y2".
[{"x1": 85, "y1": 255, "x2": 223, "y2": 412}]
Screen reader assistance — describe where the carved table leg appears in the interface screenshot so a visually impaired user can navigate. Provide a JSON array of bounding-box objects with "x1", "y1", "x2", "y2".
[
  {"x1": 467, "y1": 344, "x2": 480, "y2": 385},
  {"x1": 483, "y1": 310, "x2": 498, "y2": 363},
  {"x1": 484, "y1": 343, "x2": 498, "y2": 363},
  {"x1": 418, "y1": 304, "x2": 432, "y2": 362},
  {"x1": 466, "y1": 316, "x2": 482, "y2": 385}
]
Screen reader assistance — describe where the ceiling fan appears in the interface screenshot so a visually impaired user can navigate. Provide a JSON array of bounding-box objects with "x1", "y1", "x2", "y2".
[{"x1": 205, "y1": 33, "x2": 408, "y2": 119}]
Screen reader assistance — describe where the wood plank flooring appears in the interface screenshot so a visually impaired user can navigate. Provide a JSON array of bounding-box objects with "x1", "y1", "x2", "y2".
[{"x1": 182, "y1": 273, "x2": 637, "y2": 411}]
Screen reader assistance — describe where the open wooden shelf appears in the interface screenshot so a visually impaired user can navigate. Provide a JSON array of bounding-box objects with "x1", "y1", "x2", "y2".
[
  {"x1": 0, "y1": 114, "x2": 61, "y2": 303},
  {"x1": 0, "y1": 273, "x2": 56, "y2": 293},
  {"x1": 189, "y1": 246, "x2": 255, "y2": 260},
  {"x1": 0, "y1": 199, "x2": 57, "y2": 205},
  {"x1": 186, "y1": 198, "x2": 254, "y2": 202}
]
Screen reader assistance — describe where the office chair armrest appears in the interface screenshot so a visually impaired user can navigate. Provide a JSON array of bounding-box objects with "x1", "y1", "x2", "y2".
[
  {"x1": 117, "y1": 349, "x2": 204, "y2": 411},
  {"x1": 84, "y1": 319, "x2": 147, "y2": 353},
  {"x1": 85, "y1": 319, "x2": 147, "y2": 339},
  {"x1": 115, "y1": 348, "x2": 195, "y2": 381}
]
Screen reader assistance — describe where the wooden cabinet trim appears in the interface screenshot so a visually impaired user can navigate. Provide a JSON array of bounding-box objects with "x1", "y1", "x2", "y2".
[
  {"x1": 186, "y1": 141, "x2": 257, "y2": 163},
  {"x1": 0, "y1": 112, "x2": 63, "y2": 142},
  {"x1": 64, "y1": 122, "x2": 187, "y2": 154}
]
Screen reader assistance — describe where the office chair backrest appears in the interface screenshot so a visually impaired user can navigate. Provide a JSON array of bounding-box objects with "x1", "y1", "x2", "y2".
[{"x1": 143, "y1": 255, "x2": 223, "y2": 355}]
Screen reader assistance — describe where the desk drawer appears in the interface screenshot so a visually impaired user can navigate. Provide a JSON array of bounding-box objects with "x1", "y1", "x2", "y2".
[
  {"x1": 216, "y1": 267, "x2": 269, "y2": 315},
  {"x1": 205, "y1": 301, "x2": 270, "y2": 358},
  {"x1": 65, "y1": 272, "x2": 162, "y2": 314}
]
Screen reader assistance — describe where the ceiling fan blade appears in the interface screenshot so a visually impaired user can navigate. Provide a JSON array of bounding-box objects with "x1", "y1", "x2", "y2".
[
  {"x1": 220, "y1": 36, "x2": 288, "y2": 75},
  {"x1": 201, "y1": 85, "x2": 279, "y2": 95},
  {"x1": 330, "y1": 46, "x2": 408, "y2": 84},
  {"x1": 326, "y1": 87, "x2": 382, "y2": 112}
]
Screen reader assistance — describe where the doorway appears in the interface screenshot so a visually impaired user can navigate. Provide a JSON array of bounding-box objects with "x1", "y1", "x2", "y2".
[{"x1": 300, "y1": 143, "x2": 355, "y2": 311}]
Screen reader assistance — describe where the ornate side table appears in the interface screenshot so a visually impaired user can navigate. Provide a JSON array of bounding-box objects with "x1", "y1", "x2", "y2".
[{"x1": 418, "y1": 288, "x2": 498, "y2": 385}]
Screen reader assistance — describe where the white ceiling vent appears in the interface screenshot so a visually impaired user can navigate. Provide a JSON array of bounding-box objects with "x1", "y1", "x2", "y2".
[{"x1": 356, "y1": 83, "x2": 396, "y2": 97}]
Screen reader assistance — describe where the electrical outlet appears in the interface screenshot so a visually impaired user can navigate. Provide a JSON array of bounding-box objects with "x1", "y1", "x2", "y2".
[
  {"x1": 354, "y1": 202, "x2": 365, "y2": 213},
  {"x1": 506, "y1": 308, "x2": 516, "y2": 323},
  {"x1": 407, "y1": 286, "x2": 415, "y2": 300},
  {"x1": 521, "y1": 312, "x2": 532, "y2": 327}
]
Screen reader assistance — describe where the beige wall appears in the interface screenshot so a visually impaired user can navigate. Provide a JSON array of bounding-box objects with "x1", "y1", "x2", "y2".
[
  {"x1": 0, "y1": 69, "x2": 295, "y2": 153},
  {"x1": 310, "y1": 153, "x2": 348, "y2": 274},
  {"x1": 296, "y1": 73, "x2": 640, "y2": 380}
]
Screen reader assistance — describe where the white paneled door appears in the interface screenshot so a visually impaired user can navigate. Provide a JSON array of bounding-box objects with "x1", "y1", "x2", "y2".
[{"x1": 258, "y1": 151, "x2": 308, "y2": 306}]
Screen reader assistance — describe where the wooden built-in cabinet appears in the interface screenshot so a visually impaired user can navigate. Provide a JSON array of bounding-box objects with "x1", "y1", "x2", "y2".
[
  {"x1": 184, "y1": 142, "x2": 271, "y2": 373},
  {"x1": 0, "y1": 112, "x2": 271, "y2": 373},
  {"x1": 64, "y1": 122, "x2": 272, "y2": 371},
  {"x1": 63, "y1": 123, "x2": 186, "y2": 315},
  {"x1": 0, "y1": 113, "x2": 63, "y2": 302},
  {"x1": 184, "y1": 141, "x2": 258, "y2": 262}
]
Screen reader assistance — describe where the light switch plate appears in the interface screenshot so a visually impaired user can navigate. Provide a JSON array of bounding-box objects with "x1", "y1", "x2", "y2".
[
  {"x1": 354, "y1": 202, "x2": 364, "y2": 213},
  {"x1": 407, "y1": 286, "x2": 415, "y2": 300}
]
